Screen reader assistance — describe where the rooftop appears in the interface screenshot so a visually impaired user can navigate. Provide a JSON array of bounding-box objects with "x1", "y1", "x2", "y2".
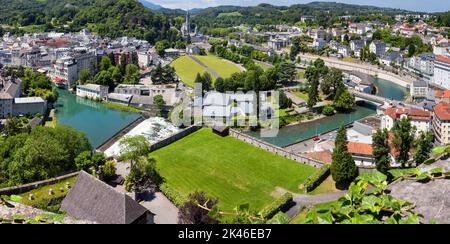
[
  {"x1": 436, "y1": 55, "x2": 450, "y2": 64},
  {"x1": 60, "y1": 171, "x2": 151, "y2": 224},
  {"x1": 347, "y1": 141, "x2": 373, "y2": 156},
  {"x1": 14, "y1": 97, "x2": 45, "y2": 104},
  {"x1": 433, "y1": 102, "x2": 450, "y2": 121}
]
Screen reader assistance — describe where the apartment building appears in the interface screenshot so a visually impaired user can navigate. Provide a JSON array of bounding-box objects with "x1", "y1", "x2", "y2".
[
  {"x1": 382, "y1": 107, "x2": 432, "y2": 136},
  {"x1": 433, "y1": 102, "x2": 450, "y2": 144},
  {"x1": 433, "y1": 55, "x2": 450, "y2": 89}
]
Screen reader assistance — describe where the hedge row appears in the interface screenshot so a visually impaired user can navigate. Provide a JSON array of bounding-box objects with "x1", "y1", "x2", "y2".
[
  {"x1": 303, "y1": 164, "x2": 331, "y2": 193},
  {"x1": 259, "y1": 192, "x2": 293, "y2": 219},
  {"x1": 159, "y1": 184, "x2": 187, "y2": 208}
]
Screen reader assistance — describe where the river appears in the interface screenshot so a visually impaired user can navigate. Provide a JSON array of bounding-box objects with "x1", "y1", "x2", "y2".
[
  {"x1": 54, "y1": 89, "x2": 141, "y2": 148},
  {"x1": 246, "y1": 78, "x2": 408, "y2": 147}
]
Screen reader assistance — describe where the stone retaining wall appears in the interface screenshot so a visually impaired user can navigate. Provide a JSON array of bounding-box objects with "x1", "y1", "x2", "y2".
[
  {"x1": 229, "y1": 129, "x2": 325, "y2": 168},
  {"x1": 150, "y1": 125, "x2": 202, "y2": 152},
  {"x1": 0, "y1": 172, "x2": 79, "y2": 196}
]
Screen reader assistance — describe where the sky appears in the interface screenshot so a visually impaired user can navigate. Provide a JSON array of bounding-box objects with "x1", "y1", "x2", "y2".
[{"x1": 146, "y1": 0, "x2": 450, "y2": 13}]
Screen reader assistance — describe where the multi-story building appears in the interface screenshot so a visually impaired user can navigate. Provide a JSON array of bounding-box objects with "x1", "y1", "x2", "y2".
[
  {"x1": 382, "y1": 107, "x2": 432, "y2": 136},
  {"x1": 433, "y1": 55, "x2": 450, "y2": 89},
  {"x1": 54, "y1": 57, "x2": 78, "y2": 87},
  {"x1": 406, "y1": 52, "x2": 435, "y2": 81},
  {"x1": 369, "y1": 41, "x2": 386, "y2": 57},
  {"x1": 0, "y1": 75, "x2": 22, "y2": 119},
  {"x1": 410, "y1": 79, "x2": 428, "y2": 99},
  {"x1": 76, "y1": 84, "x2": 108, "y2": 100},
  {"x1": 433, "y1": 102, "x2": 450, "y2": 144},
  {"x1": 13, "y1": 97, "x2": 47, "y2": 116}
]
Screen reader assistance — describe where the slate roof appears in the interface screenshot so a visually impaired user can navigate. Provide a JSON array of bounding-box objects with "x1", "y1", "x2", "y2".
[
  {"x1": 60, "y1": 171, "x2": 150, "y2": 224},
  {"x1": 388, "y1": 161, "x2": 450, "y2": 224}
]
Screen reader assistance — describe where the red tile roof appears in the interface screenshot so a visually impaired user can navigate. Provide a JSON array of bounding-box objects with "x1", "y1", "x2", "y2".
[
  {"x1": 304, "y1": 150, "x2": 332, "y2": 164},
  {"x1": 436, "y1": 55, "x2": 450, "y2": 64},
  {"x1": 384, "y1": 107, "x2": 431, "y2": 121},
  {"x1": 347, "y1": 142, "x2": 373, "y2": 156},
  {"x1": 435, "y1": 90, "x2": 450, "y2": 99},
  {"x1": 433, "y1": 102, "x2": 450, "y2": 121}
]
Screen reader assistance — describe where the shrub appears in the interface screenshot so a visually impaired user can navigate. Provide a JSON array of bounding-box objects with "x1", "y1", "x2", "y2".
[
  {"x1": 103, "y1": 160, "x2": 116, "y2": 181},
  {"x1": 160, "y1": 183, "x2": 187, "y2": 208},
  {"x1": 303, "y1": 164, "x2": 331, "y2": 192},
  {"x1": 31, "y1": 196, "x2": 64, "y2": 214},
  {"x1": 259, "y1": 193, "x2": 293, "y2": 219},
  {"x1": 322, "y1": 106, "x2": 335, "y2": 116}
]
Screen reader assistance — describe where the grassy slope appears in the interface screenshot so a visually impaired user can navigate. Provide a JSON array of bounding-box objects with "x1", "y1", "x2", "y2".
[
  {"x1": 195, "y1": 54, "x2": 241, "y2": 78},
  {"x1": 171, "y1": 56, "x2": 209, "y2": 87},
  {"x1": 18, "y1": 176, "x2": 78, "y2": 205},
  {"x1": 151, "y1": 128, "x2": 317, "y2": 211}
]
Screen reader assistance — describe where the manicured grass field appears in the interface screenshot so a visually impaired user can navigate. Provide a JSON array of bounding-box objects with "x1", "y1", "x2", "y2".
[
  {"x1": 171, "y1": 56, "x2": 210, "y2": 87},
  {"x1": 151, "y1": 128, "x2": 317, "y2": 211},
  {"x1": 195, "y1": 54, "x2": 242, "y2": 78}
]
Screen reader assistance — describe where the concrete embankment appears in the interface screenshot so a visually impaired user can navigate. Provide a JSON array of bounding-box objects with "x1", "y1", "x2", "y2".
[{"x1": 96, "y1": 116, "x2": 145, "y2": 152}]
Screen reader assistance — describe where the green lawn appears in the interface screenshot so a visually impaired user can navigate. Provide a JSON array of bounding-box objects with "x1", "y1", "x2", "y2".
[
  {"x1": 308, "y1": 176, "x2": 340, "y2": 195},
  {"x1": 18, "y1": 176, "x2": 77, "y2": 206},
  {"x1": 151, "y1": 128, "x2": 317, "y2": 211},
  {"x1": 291, "y1": 91, "x2": 309, "y2": 101},
  {"x1": 171, "y1": 56, "x2": 210, "y2": 87},
  {"x1": 195, "y1": 54, "x2": 242, "y2": 78},
  {"x1": 432, "y1": 146, "x2": 447, "y2": 156}
]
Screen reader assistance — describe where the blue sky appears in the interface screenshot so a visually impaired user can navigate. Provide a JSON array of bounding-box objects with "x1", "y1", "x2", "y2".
[{"x1": 146, "y1": 0, "x2": 450, "y2": 13}]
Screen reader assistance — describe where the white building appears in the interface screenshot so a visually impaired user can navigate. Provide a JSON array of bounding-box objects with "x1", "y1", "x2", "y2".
[
  {"x1": 410, "y1": 79, "x2": 428, "y2": 99},
  {"x1": 137, "y1": 51, "x2": 151, "y2": 68},
  {"x1": 370, "y1": 41, "x2": 386, "y2": 57},
  {"x1": 433, "y1": 55, "x2": 450, "y2": 89},
  {"x1": 76, "y1": 84, "x2": 108, "y2": 100},
  {"x1": 382, "y1": 107, "x2": 432, "y2": 137},
  {"x1": 0, "y1": 76, "x2": 22, "y2": 119},
  {"x1": 406, "y1": 52, "x2": 434, "y2": 80},
  {"x1": 13, "y1": 97, "x2": 47, "y2": 116},
  {"x1": 433, "y1": 102, "x2": 450, "y2": 144}
]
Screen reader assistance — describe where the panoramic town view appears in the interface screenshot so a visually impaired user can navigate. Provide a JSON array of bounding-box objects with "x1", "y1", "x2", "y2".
[{"x1": 0, "y1": 0, "x2": 450, "y2": 227}]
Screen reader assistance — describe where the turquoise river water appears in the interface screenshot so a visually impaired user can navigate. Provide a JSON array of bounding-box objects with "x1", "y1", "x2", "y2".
[{"x1": 246, "y1": 78, "x2": 408, "y2": 147}]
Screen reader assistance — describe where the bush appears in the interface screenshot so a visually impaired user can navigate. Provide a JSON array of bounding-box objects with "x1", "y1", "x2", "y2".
[
  {"x1": 259, "y1": 193, "x2": 293, "y2": 219},
  {"x1": 322, "y1": 106, "x2": 335, "y2": 116},
  {"x1": 31, "y1": 196, "x2": 64, "y2": 214},
  {"x1": 303, "y1": 164, "x2": 331, "y2": 193},
  {"x1": 103, "y1": 160, "x2": 116, "y2": 181},
  {"x1": 160, "y1": 184, "x2": 187, "y2": 208}
]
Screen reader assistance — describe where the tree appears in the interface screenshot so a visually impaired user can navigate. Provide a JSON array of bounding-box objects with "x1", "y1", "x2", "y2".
[
  {"x1": 214, "y1": 77, "x2": 225, "y2": 92},
  {"x1": 279, "y1": 90, "x2": 292, "y2": 109},
  {"x1": 78, "y1": 69, "x2": 91, "y2": 85},
  {"x1": 276, "y1": 61, "x2": 297, "y2": 83},
  {"x1": 103, "y1": 160, "x2": 116, "y2": 182},
  {"x1": 321, "y1": 68, "x2": 344, "y2": 97},
  {"x1": 392, "y1": 118, "x2": 415, "y2": 167},
  {"x1": 123, "y1": 64, "x2": 140, "y2": 84},
  {"x1": 155, "y1": 40, "x2": 170, "y2": 56},
  {"x1": 108, "y1": 52, "x2": 116, "y2": 66},
  {"x1": 331, "y1": 126, "x2": 358, "y2": 189},
  {"x1": 125, "y1": 156, "x2": 162, "y2": 191},
  {"x1": 179, "y1": 191, "x2": 219, "y2": 224},
  {"x1": 414, "y1": 131, "x2": 433, "y2": 166},
  {"x1": 373, "y1": 129, "x2": 391, "y2": 174},
  {"x1": 74, "y1": 151, "x2": 95, "y2": 171},
  {"x1": 333, "y1": 87, "x2": 355, "y2": 111},
  {"x1": 322, "y1": 105, "x2": 335, "y2": 116},
  {"x1": 202, "y1": 72, "x2": 213, "y2": 92},
  {"x1": 99, "y1": 56, "x2": 112, "y2": 71},
  {"x1": 407, "y1": 44, "x2": 416, "y2": 57},
  {"x1": 153, "y1": 95, "x2": 165, "y2": 112},
  {"x1": 119, "y1": 135, "x2": 151, "y2": 168},
  {"x1": 151, "y1": 64, "x2": 177, "y2": 84}
]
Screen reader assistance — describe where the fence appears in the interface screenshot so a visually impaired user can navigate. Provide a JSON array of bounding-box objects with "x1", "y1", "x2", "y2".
[
  {"x1": 229, "y1": 129, "x2": 325, "y2": 168},
  {"x1": 0, "y1": 172, "x2": 80, "y2": 196}
]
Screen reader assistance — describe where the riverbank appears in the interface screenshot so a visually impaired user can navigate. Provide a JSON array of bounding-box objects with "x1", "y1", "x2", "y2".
[
  {"x1": 299, "y1": 54, "x2": 413, "y2": 88},
  {"x1": 101, "y1": 101, "x2": 144, "y2": 113}
]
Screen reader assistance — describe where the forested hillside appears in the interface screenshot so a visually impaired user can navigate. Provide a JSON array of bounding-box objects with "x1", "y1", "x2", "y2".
[{"x1": 0, "y1": 0, "x2": 181, "y2": 44}]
